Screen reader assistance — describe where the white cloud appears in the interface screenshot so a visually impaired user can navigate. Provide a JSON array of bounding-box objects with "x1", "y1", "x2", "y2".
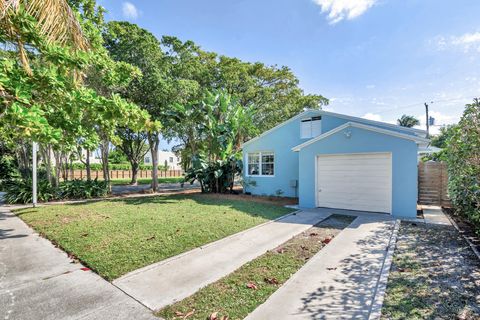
[
  {"x1": 361, "y1": 113, "x2": 382, "y2": 121},
  {"x1": 313, "y1": 0, "x2": 378, "y2": 24},
  {"x1": 122, "y1": 1, "x2": 139, "y2": 19},
  {"x1": 434, "y1": 32, "x2": 480, "y2": 52}
]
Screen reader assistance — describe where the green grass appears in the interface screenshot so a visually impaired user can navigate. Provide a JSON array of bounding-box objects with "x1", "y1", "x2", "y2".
[
  {"x1": 109, "y1": 177, "x2": 184, "y2": 185},
  {"x1": 16, "y1": 194, "x2": 293, "y2": 280},
  {"x1": 157, "y1": 214, "x2": 354, "y2": 320}
]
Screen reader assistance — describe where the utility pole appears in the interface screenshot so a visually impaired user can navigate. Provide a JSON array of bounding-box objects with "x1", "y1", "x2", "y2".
[
  {"x1": 32, "y1": 141, "x2": 38, "y2": 207},
  {"x1": 424, "y1": 102, "x2": 430, "y2": 138}
]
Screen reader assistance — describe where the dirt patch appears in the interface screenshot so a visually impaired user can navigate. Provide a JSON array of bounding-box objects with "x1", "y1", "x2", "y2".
[{"x1": 382, "y1": 222, "x2": 480, "y2": 320}]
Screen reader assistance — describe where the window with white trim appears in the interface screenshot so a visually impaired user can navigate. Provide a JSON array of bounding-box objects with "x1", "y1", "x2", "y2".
[
  {"x1": 247, "y1": 152, "x2": 274, "y2": 176},
  {"x1": 300, "y1": 116, "x2": 322, "y2": 139}
]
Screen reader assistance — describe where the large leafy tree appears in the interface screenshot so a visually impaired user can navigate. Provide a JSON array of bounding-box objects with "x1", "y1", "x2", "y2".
[
  {"x1": 397, "y1": 114, "x2": 420, "y2": 128},
  {"x1": 102, "y1": 21, "x2": 167, "y2": 190},
  {"x1": 0, "y1": 0, "x2": 152, "y2": 187}
]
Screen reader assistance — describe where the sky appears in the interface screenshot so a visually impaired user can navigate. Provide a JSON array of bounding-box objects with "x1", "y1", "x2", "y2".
[{"x1": 99, "y1": 0, "x2": 480, "y2": 142}]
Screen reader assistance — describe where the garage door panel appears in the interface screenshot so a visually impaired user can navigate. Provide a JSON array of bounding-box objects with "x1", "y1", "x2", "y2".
[{"x1": 316, "y1": 153, "x2": 392, "y2": 214}]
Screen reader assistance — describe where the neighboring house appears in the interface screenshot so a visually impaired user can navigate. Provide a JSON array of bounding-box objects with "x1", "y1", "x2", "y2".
[
  {"x1": 74, "y1": 148, "x2": 102, "y2": 164},
  {"x1": 144, "y1": 150, "x2": 182, "y2": 170},
  {"x1": 242, "y1": 110, "x2": 429, "y2": 218}
]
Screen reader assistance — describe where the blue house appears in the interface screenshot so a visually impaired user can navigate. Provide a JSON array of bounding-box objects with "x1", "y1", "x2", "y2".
[{"x1": 242, "y1": 110, "x2": 429, "y2": 218}]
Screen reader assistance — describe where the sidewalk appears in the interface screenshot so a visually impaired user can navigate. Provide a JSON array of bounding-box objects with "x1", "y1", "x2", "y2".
[
  {"x1": 0, "y1": 206, "x2": 157, "y2": 320},
  {"x1": 245, "y1": 209, "x2": 395, "y2": 320},
  {"x1": 113, "y1": 210, "x2": 331, "y2": 311}
]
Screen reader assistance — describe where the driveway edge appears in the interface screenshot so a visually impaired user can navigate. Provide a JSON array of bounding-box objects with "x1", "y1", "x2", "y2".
[{"x1": 368, "y1": 219, "x2": 401, "y2": 320}]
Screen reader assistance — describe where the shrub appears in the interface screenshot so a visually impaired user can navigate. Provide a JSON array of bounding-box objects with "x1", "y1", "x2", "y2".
[
  {"x1": 59, "y1": 179, "x2": 109, "y2": 199},
  {"x1": 3, "y1": 179, "x2": 57, "y2": 204},
  {"x1": 4, "y1": 179, "x2": 109, "y2": 204},
  {"x1": 185, "y1": 155, "x2": 241, "y2": 193},
  {"x1": 445, "y1": 99, "x2": 480, "y2": 233}
]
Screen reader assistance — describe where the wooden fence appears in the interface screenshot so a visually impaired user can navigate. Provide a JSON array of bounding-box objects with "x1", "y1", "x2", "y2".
[
  {"x1": 418, "y1": 162, "x2": 451, "y2": 207},
  {"x1": 70, "y1": 169, "x2": 183, "y2": 180}
]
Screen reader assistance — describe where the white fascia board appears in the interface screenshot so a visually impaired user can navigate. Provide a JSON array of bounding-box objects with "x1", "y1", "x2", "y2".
[{"x1": 292, "y1": 122, "x2": 430, "y2": 152}]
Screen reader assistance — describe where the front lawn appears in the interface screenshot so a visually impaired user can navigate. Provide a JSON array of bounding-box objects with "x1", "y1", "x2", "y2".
[
  {"x1": 382, "y1": 222, "x2": 480, "y2": 319},
  {"x1": 16, "y1": 194, "x2": 293, "y2": 280}
]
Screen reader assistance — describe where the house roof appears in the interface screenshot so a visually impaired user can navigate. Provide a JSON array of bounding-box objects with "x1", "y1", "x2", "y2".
[
  {"x1": 242, "y1": 109, "x2": 427, "y2": 148},
  {"x1": 291, "y1": 122, "x2": 430, "y2": 152}
]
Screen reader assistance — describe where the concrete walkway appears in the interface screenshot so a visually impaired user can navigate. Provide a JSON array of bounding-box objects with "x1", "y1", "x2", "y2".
[
  {"x1": 0, "y1": 206, "x2": 157, "y2": 320},
  {"x1": 113, "y1": 210, "x2": 332, "y2": 311},
  {"x1": 421, "y1": 205, "x2": 452, "y2": 226},
  {"x1": 245, "y1": 208, "x2": 396, "y2": 320}
]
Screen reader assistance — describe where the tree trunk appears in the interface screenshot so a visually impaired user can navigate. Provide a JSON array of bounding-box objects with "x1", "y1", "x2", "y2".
[
  {"x1": 147, "y1": 132, "x2": 160, "y2": 192},
  {"x1": 100, "y1": 139, "x2": 110, "y2": 190},
  {"x1": 53, "y1": 150, "x2": 61, "y2": 188},
  {"x1": 86, "y1": 149, "x2": 91, "y2": 181},
  {"x1": 130, "y1": 161, "x2": 139, "y2": 185},
  {"x1": 39, "y1": 144, "x2": 53, "y2": 184}
]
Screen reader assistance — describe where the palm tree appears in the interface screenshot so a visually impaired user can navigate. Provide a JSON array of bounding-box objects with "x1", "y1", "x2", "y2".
[
  {"x1": 397, "y1": 114, "x2": 420, "y2": 128},
  {"x1": 0, "y1": 0, "x2": 89, "y2": 74}
]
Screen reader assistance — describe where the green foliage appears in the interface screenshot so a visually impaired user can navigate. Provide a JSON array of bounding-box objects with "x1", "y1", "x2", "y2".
[
  {"x1": 108, "y1": 148, "x2": 128, "y2": 163},
  {"x1": 59, "y1": 179, "x2": 108, "y2": 199},
  {"x1": 430, "y1": 125, "x2": 457, "y2": 148},
  {"x1": 185, "y1": 155, "x2": 242, "y2": 193},
  {"x1": 177, "y1": 91, "x2": 254, "y2": 192},
  {"x1": 3, "y1": 178, "x2": 108, "y2": 204},
  {"x1": 445, "y1": 99, "x2": 480, "y2": 232},
  {"x1": 397, "y1": 114, "x2": 420, "y2": 128},
  {"x1": 3, "y1": 179, "x2": 56, "y2": 204}
]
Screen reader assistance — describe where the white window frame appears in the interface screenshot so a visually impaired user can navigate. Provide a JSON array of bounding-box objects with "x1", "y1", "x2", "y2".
[{"x1": 246, "y1": 151, "x2": 275, "y2": 177}]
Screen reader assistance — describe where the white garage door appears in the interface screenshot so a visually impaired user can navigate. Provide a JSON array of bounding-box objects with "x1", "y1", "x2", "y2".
[{"x1": 316, "y1": 153, "x2": 392, "y2": 214}]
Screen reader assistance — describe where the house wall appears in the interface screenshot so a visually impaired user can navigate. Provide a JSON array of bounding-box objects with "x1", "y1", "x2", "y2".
[
  {"x1": 242, "y1": 110, "x2": 322, "y2": 197},
  {"x1": 298, "y1": 126, "x2": 418, "y2": 218}
]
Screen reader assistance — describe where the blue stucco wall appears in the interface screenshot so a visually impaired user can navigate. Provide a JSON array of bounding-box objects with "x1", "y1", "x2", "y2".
[
  {"x1": 297, "y1": 126, "x2": 418, "y2": 218},
  {"x1": 242, "y1": 110, "x2": 320, "y2": 197}
]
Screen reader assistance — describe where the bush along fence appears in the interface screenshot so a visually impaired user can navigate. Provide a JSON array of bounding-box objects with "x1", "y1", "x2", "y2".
[
  {"x1": 445, "y1": 98, "x2": 480, "y2": 233},
  {"x1": 70, "y1": 169, "x2": 184, "y2": 180}
]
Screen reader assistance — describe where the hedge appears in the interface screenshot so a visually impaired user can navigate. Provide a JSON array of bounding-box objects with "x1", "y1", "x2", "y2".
[{"x1": 445, "y1": 99, "x2": 480, "y2": 233}]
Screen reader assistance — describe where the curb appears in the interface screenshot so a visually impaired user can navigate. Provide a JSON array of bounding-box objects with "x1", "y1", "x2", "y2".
[{"x1": 368, "y1": 219, "x2": 401, "y2": 320}]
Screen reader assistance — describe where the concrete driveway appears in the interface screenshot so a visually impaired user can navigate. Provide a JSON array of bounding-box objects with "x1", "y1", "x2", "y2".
[
  {"x1": 246, "y1": 208, "x2": 397, "y2": 320},
  {"x1": 0, "y1": 205, "x2": 156, "y2": 320}
]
